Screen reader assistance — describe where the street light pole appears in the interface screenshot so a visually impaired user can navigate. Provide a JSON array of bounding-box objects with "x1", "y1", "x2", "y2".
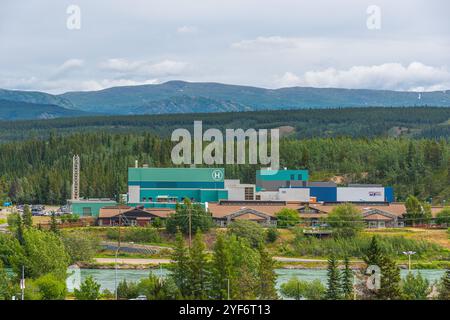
[{"x1": 402, "y1": 251, "x2": 416, "y2": 271}]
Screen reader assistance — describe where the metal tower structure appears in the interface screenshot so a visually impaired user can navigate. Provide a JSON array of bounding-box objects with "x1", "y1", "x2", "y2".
[{"x1": 72, "y1": 155, "x2": 80, "y2": 200}]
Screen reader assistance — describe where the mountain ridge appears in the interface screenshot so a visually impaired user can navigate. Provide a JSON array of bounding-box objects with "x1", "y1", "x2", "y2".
[
  {"x1": 0, "y1": 99, "x2": 89, "y2": 121},
  {"x1": 1, "y1": 80, "x2": 450, "y2": 120}
]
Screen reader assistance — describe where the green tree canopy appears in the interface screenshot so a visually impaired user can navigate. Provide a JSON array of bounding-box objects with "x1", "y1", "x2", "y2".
[
  {"x1": 280, "y1": 278, "x2": 326, "y2": 300},
  {"x1": 228, "y1": 220, "x2": 265, "y2": 248},
  {"x1": 12, "y1": 228, "x2": 70, "y2": 280},
  {"x1": 327, "y1": 204, "x2": 364, "y2": 238},
  {"x1": 402, "y1": 272, "x2": 431, "y2": 300},
  {"x1": 275, "y1": 208, "x2": 300, "y2": 228},
  {"x1": 435, "y1": 207, "x2": 450, "y2": 225},
  {"x1": 166, "y1": 198, "x2": 213, "y2": 235},
  {"x1": 74, "y1": 276, "x2": 101, "y2": 300}
]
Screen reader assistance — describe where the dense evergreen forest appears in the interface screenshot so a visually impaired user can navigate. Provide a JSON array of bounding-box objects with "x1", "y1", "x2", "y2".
[
  {"x1": 0, "y1": 131, "x2": 449, "y2": 205},
  {"x1": 1, "y1": 107, "x2": 450, "y2": 142}
]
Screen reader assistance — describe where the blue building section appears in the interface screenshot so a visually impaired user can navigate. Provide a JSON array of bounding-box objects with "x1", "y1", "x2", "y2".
[
  {"x1": 308, "y1": 187, "x2": 337, "y2": 202},
  {"x1": 384, "y1": 187, "x2": 394, "y2": 202}
]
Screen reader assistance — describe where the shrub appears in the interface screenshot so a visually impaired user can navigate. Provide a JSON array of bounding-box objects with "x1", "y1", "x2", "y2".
[
  {"x1": 280, "y1": 277, "x2": 326, "y2": 300},
  {"x1": 436, "y1": 207, "x2": 450, "y2": 226},
  {"x1": 228, "y1": 220, "x2": 265, "y2": 248},
  {"x1": 61, "y1": 231, "x2": 100, "y2": 264},
  {"x1": 152, "y1": 217, "x2": 164, "y2": 228},
  {"x1": 101, "y1": 289, "x2": 115, "y2": 300},
  {"x1": 117, "y1": 279, "x2": 139, "y2": 299},
  {"x1": 74, "y1": 276, "x2": 101, "y2": 300},
  {"x1": 275, "y1": 208, "x2": 300, "y2": 228},
  {"x1": 266, "y1": 227, "x2": 279, "y2": 243},
  {"x1": 106, "y1": 226, "x2": 161, "y2": 243},
  {"x1": 326, "y1": 204, "x2": 364, "y2": 238},
  {"x1": 402, "y1": 272, "x2": 431, "y2": 300},
  {"x1": 6, "y1": 213, "x2": 19, "y2": 231},
  {"x1": 290, "y1": 234, "x2": 443, "y2": 259},
  {"x1": 34, "y1": 274, "x2": 67, "y2": 300}
]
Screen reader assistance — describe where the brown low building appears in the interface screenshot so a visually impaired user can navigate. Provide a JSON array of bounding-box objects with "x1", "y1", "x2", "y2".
[
  {"x1": 98, "y1": 205, "x2": 174, "y2": 226},
  {"x1": 96, "y1": 201, "x2": 446, "y2": 229},
  {"x1": 207, "y1": 200, "x2": 299, "y2": 227},
  {"x1": 207, "y1": 201, "x2": 410, "y2": 228}
]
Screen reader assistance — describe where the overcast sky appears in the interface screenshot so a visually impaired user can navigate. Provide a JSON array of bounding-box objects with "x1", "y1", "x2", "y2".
[{"x1": 1, "y1": 0, "x2": 449, "y2": 93}]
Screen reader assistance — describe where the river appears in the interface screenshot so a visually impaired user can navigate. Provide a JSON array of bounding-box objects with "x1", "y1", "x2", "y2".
[{"x1": 66, "y1": 268, "x2": 446, "y2": 293}]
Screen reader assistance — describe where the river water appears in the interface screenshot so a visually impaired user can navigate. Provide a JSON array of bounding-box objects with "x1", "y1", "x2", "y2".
[{"x1": 66, "y1": 268, "x2": 446, "y2": 293}]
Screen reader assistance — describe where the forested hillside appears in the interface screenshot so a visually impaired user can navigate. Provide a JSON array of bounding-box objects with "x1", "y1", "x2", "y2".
[
  {"x1": 0, "y1": 132, "x2": 448, "y2": 205},
  {"x1": 59, "y1": 80, "x2": 450, "y2": 113},
  {"x1": 1, "y1": 107, "x2": 449, "y2": 142},
  {"x1": 0, "y1": 99, "x2": 88, "y2": 121}
]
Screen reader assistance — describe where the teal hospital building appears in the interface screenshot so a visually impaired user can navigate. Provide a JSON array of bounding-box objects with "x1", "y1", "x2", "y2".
[{"x1": 127, "y1": 167, "x2": 228, "y2": 208}]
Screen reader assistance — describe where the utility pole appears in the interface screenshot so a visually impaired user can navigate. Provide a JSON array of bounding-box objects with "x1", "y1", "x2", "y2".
[
  {"x1": 227, "y1": 278, "x2": 230, "y2": 300},
  {"x1": 20, "y1": 265, "x2": 25, "y2": 300},
  {"x1": 115, "y1": 209, "x2": 122, "y2": 300},
  {"x1": 188, "y1": 205, "x2": 192, "y2": 248}
]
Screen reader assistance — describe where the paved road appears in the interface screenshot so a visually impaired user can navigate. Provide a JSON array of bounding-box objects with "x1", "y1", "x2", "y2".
[
  {"x1": 94, "y1": 257, "x2": 364, "y2": 265},
  {"x1": 95, "y1": 258, "x2": 171, "y2": 265}
]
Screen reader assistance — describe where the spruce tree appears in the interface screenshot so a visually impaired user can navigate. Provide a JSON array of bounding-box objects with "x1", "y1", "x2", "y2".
[
  {"x1": 377, "y1": 256, "x2": 403, "y2": 300},
  {"x1": 326, "y1": 254, "x2": 341, "y2": 300},
  {"x1": 170, "y1": 230, "x2": 190, "y2": 298},
  {"x1": 50, "y1": 213, "x2": 59, "y2": 234},
  {"x1": 23, "y1": 205, "x2": 33, "y2": 228},
  {"x1": 438, "y1": 269, "x2": 450, "y2": 300},
  {"x1": 15, "y1": 213, "x2": 25, "y2": 245},
  {"x1": 211, "y1": 233, "x2": 233, "y2": 299},
  {"x1": 341, "y1": 256, "x2": 354, "y2": 299},
  {"x1": 364, "y1": 236, "x2": 383, "y2": 266},
  {"x1": 189, "y1": 231, "x2": 209, "y2": 299},
  {"x1": 258, "y1": 247, "x2": 278, "y2": 299}
]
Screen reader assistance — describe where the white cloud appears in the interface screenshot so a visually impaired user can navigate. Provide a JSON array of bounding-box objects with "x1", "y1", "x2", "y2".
[
  {"x1": 176, "y1": 25, "x2": 198, "y2": 34},
  {"x1": 52, "y1": 59, "x2": 84, "y2": 78},
  {"x1": 231, "y1": 36, "x2": 327, "y2": 51},
  {"x1": 276, "y1": 62, "x2": 450, "y2": 91},
  {"x1": 100, "y1": 58, "x2": 187, "y2": 77},
  {"x1": 0, "y1": 76, "x2": 160, "y2": 94}
]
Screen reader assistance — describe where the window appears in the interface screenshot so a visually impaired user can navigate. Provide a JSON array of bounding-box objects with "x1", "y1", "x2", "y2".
[
  {"x1": 244, "y1": 187, "x2": 254, "y2": 200},
  {"x1": 142, "y1": 197, "x2": 147, "y2": 202},
  {"x1": 290, "y1": 174, "x2": 294, "y2": 180},
  {"x1": 255, "y1": 195, "x2": 261, "y2": 200},
  {"x1": 298, "y1": 174, "x2": 302, "y2": 180},
  {"x1": 82, "y1": 207, "x2": 92, "y2": 216}
]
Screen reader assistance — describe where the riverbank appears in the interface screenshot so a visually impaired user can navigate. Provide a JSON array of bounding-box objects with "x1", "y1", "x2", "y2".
[
  {"x1": 81, "y1": 256, "x2": 450, "y2": 270},
  {"x1": 66, "y1": 268, "x2": 447, "y2": 294}
]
